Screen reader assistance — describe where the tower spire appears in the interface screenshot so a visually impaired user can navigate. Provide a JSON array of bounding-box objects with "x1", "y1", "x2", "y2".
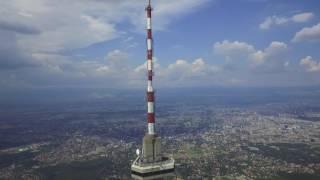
[{"x1": 146, "y1": 0, "x2": 155, "y2": 135}]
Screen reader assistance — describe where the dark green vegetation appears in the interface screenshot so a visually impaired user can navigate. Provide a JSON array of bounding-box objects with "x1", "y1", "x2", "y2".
[
  {"x1": 0, "y1": 152, "x2": 37, "y2": 169},
  {"x1": 259, "y1": 173, "x2": 320, "y2": 180},
  {"x1": 36, "y1": 159, "x2": 119, "y2": 180},
  {"x1": 246, "y1": 143, "x2": 320, "y2": 164}
]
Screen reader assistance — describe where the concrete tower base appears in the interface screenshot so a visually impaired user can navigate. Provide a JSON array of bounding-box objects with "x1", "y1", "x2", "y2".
[
  {"x1": 142, "y1": 134, "x2": 162, "y2": 163},
  {"x1": 131, "y1": 170, "x2": 175, "y2": 180},
  {"x1": 131, "y1": 156, "x2": 175, "y2": 177},
  {"x1": 131, "y1": 134, "x2": 175, "y2": 177}
]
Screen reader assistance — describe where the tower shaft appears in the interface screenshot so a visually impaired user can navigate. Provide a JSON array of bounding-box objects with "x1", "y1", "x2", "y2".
[
  {"x1": 146, "y1": 0, "x2": 155, "y2": 135},
  {"x1": 131, "y1": 1, "x2": 175, "y2": 175}
]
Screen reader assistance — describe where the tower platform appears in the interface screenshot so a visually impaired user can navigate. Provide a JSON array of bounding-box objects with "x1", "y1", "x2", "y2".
[
  {"x1": 131, "y1": 156, "x2": 175, "y2": 177},
  {"x1": 131, "y1": 134, "x2": 175, "y2": 177},
  {"x1": 132, "y1": 169, "x2": 175, "y2": 180}
]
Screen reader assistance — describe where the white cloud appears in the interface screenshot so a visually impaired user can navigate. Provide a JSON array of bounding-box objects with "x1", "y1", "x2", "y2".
[
  {"x1": 214, "y1": 40, "x2": 255, "y2": 57},
  {"x1": 164, "y1": 58, "x2": 220, "y2": 79},
  {"x1": 93, "y1": 49, "x2": 130, "y2": 78},
  {"x1": 31, "y1": 53, "x2": 70, "y2": 74},
  {"x1": 0, "y1": 0, "x2": 211, "y2": 53},
  {"x1": 284, "y1": 61, "x2": 289, "y2": 67},
  {"x1": 250, "y1": 50, "x2": 265, "y2": 65},
  {"x1": 0, "y1": 0, "x2": 213, "y2": 89},
  {"x1": 156, "y1": 58, "x2": 221, "y2": 87},
  {"x1": 249, "y1": 41, "x2": 287, "y2": 66},
  {"x1": 259, "y1": 12, "x2": 314, "y2": 30},
  {"x1": 96, "y1": 66, "x2": 112, "y2": 74},
  {"x1": 214, "y1": 40, "x2": 288, "y2": 71},
  {"x1": 300, "y1": 56, "x2": 320, "y2": 72},
  {"x1": 135, "y1": 58, "x2": 220, "y2": 82},
  {"x1": 292, "y1": 12, "x2": 314, "y2": 23},
  {"x1": 18, "y1": 14, "x2": 118, "y2": 52},
  {"x1": 150, "y1": 0, "x2": 211, "y2": 30},
  {"x1": 31, "y1": 49, "x2": 130, "y2": 79},
  {"x1": 14, "y1": 48, "x2": 223, "y2": 88},
  {"x1": 292, "y1": 23, "x2": 320, "y2": 42},
  {"x1": 106, "y1": 49, "x2": 128, "y2": 68},
  {"x1": 259, "y1": 16, "x2": 289, "y2": 30},
  {"x1": 264, "y1": 41, "x2": 288, "y2": 55}
]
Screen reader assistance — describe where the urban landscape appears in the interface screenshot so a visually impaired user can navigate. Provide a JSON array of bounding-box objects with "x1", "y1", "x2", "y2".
[{"x1": 0, "y1": 88, "x2": 319, "y2": 179}]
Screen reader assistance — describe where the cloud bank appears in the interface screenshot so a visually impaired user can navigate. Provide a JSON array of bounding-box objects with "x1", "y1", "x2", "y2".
[
  {"x1": 300, "y1": 56, "x2": 320, "y2": 72},
  {"x1": 292, "y1": 23, "x2": 320, "y2": 42},
  {"x1": 259, "y1": 12, "x2": 314, "y2": 30},
  {"x1": 214, "y1": 40, "x2": 288, "y2": 72}
]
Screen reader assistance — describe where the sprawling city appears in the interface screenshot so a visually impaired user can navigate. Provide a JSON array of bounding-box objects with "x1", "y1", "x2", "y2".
[{"x1": 0, "y1": 87, "x2": 319, "y2": 179}]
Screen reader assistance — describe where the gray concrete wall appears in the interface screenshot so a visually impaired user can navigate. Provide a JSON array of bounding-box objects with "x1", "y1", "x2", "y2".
[{"x1": 142, "y1": 134, "x2": 162, "y2": 163}]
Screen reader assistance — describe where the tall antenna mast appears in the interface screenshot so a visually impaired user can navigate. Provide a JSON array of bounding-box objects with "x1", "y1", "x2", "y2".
[
  {"x1": 131, "y1": 0, "x2": 175, "y2": 176},
  {"x1": 146, "y1": 0, "x2": 155, "y2": 135}
]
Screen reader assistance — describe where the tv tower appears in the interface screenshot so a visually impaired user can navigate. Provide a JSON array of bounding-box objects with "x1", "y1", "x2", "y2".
[
  {"x1": 146, "y1": 0, "x2": 155, "y2": 136},
  {"x1": 131, "y1": 0, "x2": 175, "y2": 177}
]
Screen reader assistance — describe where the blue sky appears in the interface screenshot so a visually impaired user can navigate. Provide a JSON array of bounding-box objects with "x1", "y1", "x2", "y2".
[{"x1": 0, "y1": 0, "x2": 320, "y2": 92}]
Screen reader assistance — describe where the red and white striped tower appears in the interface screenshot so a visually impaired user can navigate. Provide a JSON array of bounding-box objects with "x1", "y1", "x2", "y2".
[
  {"x1": 146, "y1": 0, "x2": 155, "y2": 135},
  {"x1": 131, "y1": 1, "x2": 175, "y2": 173}
]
